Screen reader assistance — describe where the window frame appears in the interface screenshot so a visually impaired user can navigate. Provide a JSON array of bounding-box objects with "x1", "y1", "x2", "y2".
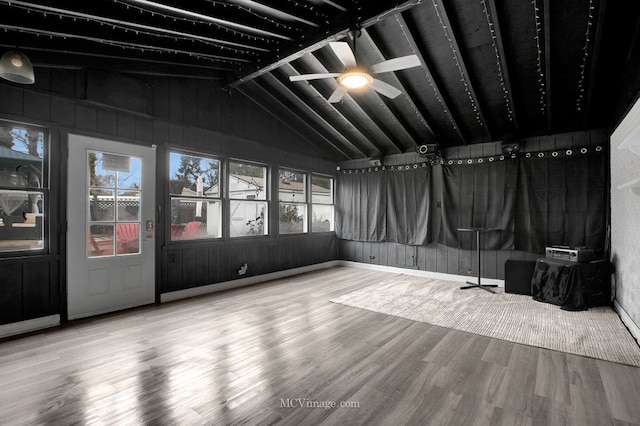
[
  {"x1": 278, "y1": 167, "x2": 308, "y2": 235},
  {"x1": 310, "y1": 173, "x2": 335, "y2": 234},
  {"x1": 167, "y1": 148, "x2": 223, "y2": 242},
  {"x1": 228, "y1": 159, "x2": 270, "y2": 239},
  {"x1": 0, "y1": 119, "x2": 49, "y2": 255}
]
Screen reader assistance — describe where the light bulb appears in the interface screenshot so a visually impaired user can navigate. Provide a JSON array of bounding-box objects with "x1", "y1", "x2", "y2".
[{"x1": 337, "y1": 70, "x2": 372, "y2": 90}]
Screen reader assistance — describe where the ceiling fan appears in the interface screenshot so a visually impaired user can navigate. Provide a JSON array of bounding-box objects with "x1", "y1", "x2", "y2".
[{"x1": 289, "y1": 32, "x2": 422, "y2": 103}]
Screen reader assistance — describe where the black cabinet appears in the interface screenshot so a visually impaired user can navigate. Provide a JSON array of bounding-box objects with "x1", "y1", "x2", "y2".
[{"x1": 531, "y1": 258, "x2": 612, "y2": 310}]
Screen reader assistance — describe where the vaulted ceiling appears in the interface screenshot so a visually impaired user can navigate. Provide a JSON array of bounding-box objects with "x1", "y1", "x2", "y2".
[{"x1": 1, "y1": 0, "x2": 639, "y2": 161}]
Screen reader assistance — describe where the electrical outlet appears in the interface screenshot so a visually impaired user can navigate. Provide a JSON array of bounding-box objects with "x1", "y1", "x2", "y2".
[{"x1": 238, "y1": 263, "x2": 248, "y2": 275}]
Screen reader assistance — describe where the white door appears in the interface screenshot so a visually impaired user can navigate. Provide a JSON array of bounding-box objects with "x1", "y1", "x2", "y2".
[{"x1": 67, "y1": 134, "x2": 156, "y2": 320}]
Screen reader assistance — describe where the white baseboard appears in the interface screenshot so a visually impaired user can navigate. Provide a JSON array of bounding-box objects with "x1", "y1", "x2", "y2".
[
  {"x1": 614, "y1": 300, "x2": 640, "y2": 345},
  {"x1": 337, "y1": 260, "x2": 505, "y2": 287},
  {"x1": 0, "y1": 315, "x2": 60, "y2": 339},
  {"x1": 161, "y1": 260, "x2": 341, "y2": 302},
  {"x1": 162, "y1": 260, "x2": 505, "y2": 303}
]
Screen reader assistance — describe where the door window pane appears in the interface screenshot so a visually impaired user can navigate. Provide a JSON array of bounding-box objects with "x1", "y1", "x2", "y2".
[
  {"x1": 89, "y1": 153, "x2": 116, "y2": 188},
  {"x1": 116, "y1": 156, "x2": 142, "y2": 189},
  {"x1": 88, "y1": 151, "x2": 143, "y2": 258},
  {"x1": 88, "y1": 224, "x2": 114, "y2": 257},
  {"x1": 117, "y1": 190, "x2": 140, "y2": 221},
  {"x1": 116, "y1": 222, "x2": 139, "y2": 255},
  {"x1": 89, "y1": 189, "x2": 115, "y2": 221}
]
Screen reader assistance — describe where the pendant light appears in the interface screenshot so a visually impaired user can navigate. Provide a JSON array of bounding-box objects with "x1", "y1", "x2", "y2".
[{"x1": 0, "y1": 50, "x2": 35, "y2": 84}]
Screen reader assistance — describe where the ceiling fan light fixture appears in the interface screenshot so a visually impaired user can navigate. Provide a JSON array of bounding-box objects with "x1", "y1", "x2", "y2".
[
  {"x1": 0, "y1": 50, "x2": 35, "y2": 84},
  {"x1": 337, "y1": 70, "x2": 372, "y2": 90}
]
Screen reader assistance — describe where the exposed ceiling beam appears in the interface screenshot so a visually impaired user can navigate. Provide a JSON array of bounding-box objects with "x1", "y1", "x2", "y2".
[
  {"x1": 436, "y1": 0, "x2": 493, "y2": 142},
  {"x1": 0, "y1": 0, "x2": 271, "y2": 53},
  {"x1": 395, "y1": 13, "x2": 466, "y2": 145},
  {"x1": 543, "y1": 0, "x2": 553, "y2": 131},
  {"x1": 122, "y1": 0, "x2": 293, "y2": 40},
  {"x1": 226, "y1": 0, "x2": 422, "y2": 90},
  {"x1": 0, "y1": 44, "x2": 235, "y2": 72},
  {"x1": 228, "y1": 0, "x2": 320, "y2": 27},
  {"x1": 320, "y1": 0, "x2": 347, "y2": 12},
  {"x1": 359, "y1": 28, "x2": 437, "y2": 145},
  {"x1": 237, "y1": 82, "x2": 351, "y2": 160},
  {"x1": 259, "y1": 72, "x2": 370, "y2": 158},
  {"x1": 0, "y1": 25, "x2": 250, "y2": 64},
  {"x1": 485, "y1": 0, "x2": 519, "y2": 134}
]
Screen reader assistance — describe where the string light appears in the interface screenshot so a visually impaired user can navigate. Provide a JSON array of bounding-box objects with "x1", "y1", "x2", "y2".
[
  {"x1": 576, "y1": 0, "x2": 595, "y2": 111},
  {"x1": 533, "y1": 0, "x2": 546, "y2": 114},
  {"x1": 480, "y1": 0, "x2": 513, "y2": 122},
  {"x1": 3, "y1": 1, "x2": 268, "y2": 59},
  {"x1": 338, "y1": 145, "x2": 603, "y2": 174},
  {"x1": 204, "y1": 0, "x2": 329, "y2": 30},
  {"x1": 0, "y1": 24, "x2": 248, "y2": 65},
  {"x1": 395, "y1": 14, "x2": 458, "y2": 133},
  {"x1": 431, "y1": 0, "x2": 484, "y2": 127},
  {"x1": 204, "y1": 0, "x2": 299, "y2": 33},
  {"x1": 111, "y1": 0, "x2": 276, "y2": 44},
  {"x1": 391, "y1": 17, "x2": 432, "y2": 134},
  {"x1": 373, "y1": 0, "x2": 423, "y2": 23}
]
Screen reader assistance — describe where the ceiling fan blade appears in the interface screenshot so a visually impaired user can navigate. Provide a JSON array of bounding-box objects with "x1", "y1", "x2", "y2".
[
  {"x1": 370, "y1": 55, "x2": 421, "y2": 74},
  {"x1": 328, "y1": 86, "x2": 347, "y2": 103},
  {"x1": 329, "y1": 42, "x2": 357, "y2": 68},
  {"x1": 289, "y1": 73, "x2": 341, "y2": 82},
  {"x1": 370, "y1": 79, "x2": 402, "y2": 99}
]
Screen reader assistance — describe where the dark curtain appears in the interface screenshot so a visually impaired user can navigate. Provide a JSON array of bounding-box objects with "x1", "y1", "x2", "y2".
[
  {"x1": 335, "y1": 170, "x2": 386, "y2": 241},
  {"x1": 439, "y1": 160, "x2": 518, "y2": 250},
  {"x1": 515, "y1": 151, "x2": 606, "y2": 253},
  {"x1": 386, "y1": 166, "x2": 432, "y2": 245}
]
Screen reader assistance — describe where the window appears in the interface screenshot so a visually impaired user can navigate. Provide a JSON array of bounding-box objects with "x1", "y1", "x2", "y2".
[
  {"x1": 169, "y1": 151, "x2": 221, "y2": 240},
  {"x1": 279, "y1": 168, "x2": 307, "y2": 234},
  {"x1": 88, "y1": 152, "x2": 143, "y2": 256},
  {"x1": 229, "y1": 160, "x2": 268, "y2": 237},
  {"x1": 0, "y1": 122, "x2": 47, "y2": 253},
  {"x1": 311, "y1": 174, "x2": 334, "y2": 233}
]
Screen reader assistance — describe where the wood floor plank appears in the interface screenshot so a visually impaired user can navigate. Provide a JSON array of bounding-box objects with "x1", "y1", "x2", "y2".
[{"x1": 0, "y1": 266, "x2": 639, "y2": 425}]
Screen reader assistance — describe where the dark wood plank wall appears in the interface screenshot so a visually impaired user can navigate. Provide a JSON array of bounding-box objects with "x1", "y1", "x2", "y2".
[
  {"x1": 338, "y1": 129, "x2": 608, "y2": 280},
  {"x1": 0, "y1": 256, "x2": 60, "y2": 324},
  {"x1": 0, "y1": 69, "x2": 337, "y2": 326},
  {"x1": 162, "y1": 234, "x2": 336, "y2": 293}
]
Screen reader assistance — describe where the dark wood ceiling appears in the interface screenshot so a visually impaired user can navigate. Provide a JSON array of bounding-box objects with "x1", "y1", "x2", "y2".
[{"x1": 1, "y1": 0, "x2": 639, "y2": 161}]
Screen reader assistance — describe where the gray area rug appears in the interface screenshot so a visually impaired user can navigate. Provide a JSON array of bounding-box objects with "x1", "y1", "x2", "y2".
[{"x1": 330, "y1": 274, "x2": 640, "y2": 367}]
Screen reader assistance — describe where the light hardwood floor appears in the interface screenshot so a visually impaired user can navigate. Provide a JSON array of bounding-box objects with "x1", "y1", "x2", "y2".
[{"x1": 1, "y1": 266, "x2": 640, "y2": 425}]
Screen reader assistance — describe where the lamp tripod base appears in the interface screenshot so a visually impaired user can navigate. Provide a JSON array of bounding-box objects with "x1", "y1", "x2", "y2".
[{"x1": 460, "y1": 281, "x2": 498, "y2": 294}]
